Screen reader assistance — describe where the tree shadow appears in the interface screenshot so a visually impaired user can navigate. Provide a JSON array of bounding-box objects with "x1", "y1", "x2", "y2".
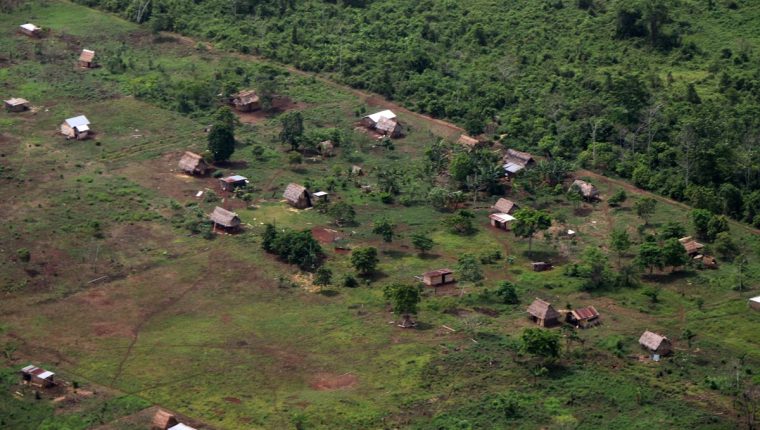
[
  {"x1": 364, "y1": 271, "x2": 388, "y2": 283},
  {"x1": 215, "y1": 160, "x2": 249, "y2": 169},
  {"x1": 573, "y1": 207, "x2": 593, "y2": 217},
  {"x1": 521, "y1": 249, "x2": 559, "y2": 262},
  {"x1": 319, "y1": 289, "x2": 340, "y2": 297},
  {"x1": 419, "y1": 253, "x2": 442, "y2": 260},
  {"x1": 641, "y1": 270, "x2": 698, "y2": 284},
  {"x1": 414, "y1": 321, "x2": 435, "y2": 331},
  {"x1": 382, "y1": 249, "x2": 409, "y2": 259}
]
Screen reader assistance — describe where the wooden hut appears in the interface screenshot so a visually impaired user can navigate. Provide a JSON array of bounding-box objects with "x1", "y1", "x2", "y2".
[
  {"x1": 78, "y1": 49, "x2": 95, "y2": 68},
  {"x1": 526, "y1": 298, "x2": 560, "y2": 327},
  {"x1": 679, "y1": 236, "x2": 705, "y2": 257},
  {"x1": 638, "y1": 330, "x2": 672, "y2": 356},
  {"x1": 566, "y1": 306, "x2": 600, "y2": 328},
  {"x1": 492, "y1": 198, "x2": 518, "y2": 215},
  {"x1": 312, "y1": 191, "x2": 329, "y2": 203},
  {"x1": 503, "y1": 148, "x2": 535, "y2": 176},
  {"x1": 231, "y1": 90, "x2": 260, "y2": 112},
  {"x1": 60, "y1": 115, "x2": 91, "y2": 140},
  {"x1": 209, "y1": 206, "x2": 241, "y2": 231},
  {"x1": 20, "y1": 365, "x2": 55, "y2": 388},
  {"x1": 694, "y1": 254, "x2": 718, "y2": 269},
  {"x1": 422, "y1": 269, "x2": 455, "y2": 287},
  {"x1": 489, "y1": 213, "x2": 515, "y2": 230},
  {"x1": 152, "y1": 410, "x2": 179, "y2": 430},
  {"x1": 283, "y1": 183, "x2": 311, "y2": 209},
  {"x1": 318, "y1": 140, "x2": 334, "y2": 157},
  {"x1": 4, "y1": 98, "x2": 30, "y2": 112},
  {"x1": 362, "y1": 110, "x2": 402, "y2": 138},
  {"x1": 750, "y1": 296, "x2": 760, "y2": 311},
  {"x1": 18, "y1": 23, "x2": 42, "y2": 38},
  {"x1": 351, "y1": 165, "x2": 364, "y2": 176},
  {"x1": 571, "y1": 179, "x2": 599, "y2": 200},
  {"x1": 219, "y1": 175, "x2": 248, "y2": 191},
  {"x1": 178, "y1": 151, "x2": 209, "y2": 176}
]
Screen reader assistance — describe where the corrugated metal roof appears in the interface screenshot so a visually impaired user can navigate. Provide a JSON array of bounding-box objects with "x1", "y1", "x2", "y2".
[
  {"x1": 503, "y1": 162, "x2": 524, "y2": 174},
  {"x1": 366, "y1": 109, "x2": 396, "y2": 123},
  {"x1": 750, "y1": 296, "x2": 760, "y2": 304},
  {"x1": 313, "y1": 191, "x2": 328, "y2": 197},
  {"x1": 20, "y1": 23, "x2": 40, "y2": 32},
  {"x1": 571, "y1": 306, "x2": 599, "y2": 321},
  {"x1": 168, "y1": 424, "x2": 197, "y2": 430},
  {"x1": 5, "y1": 98, "x2": 29, "y2": 106},
  {"x1": 65, "y1": 115, "x2": 90, "y2": 128},
  {"x1": 489, "y1": 213, "x2": 515, "y2": 223},
  {"x1": 221, "y1": 175, "x2": 247, "y2": 183},
  {"x1": 79, "y1": 49, "x2": 95, "y2": 62}
]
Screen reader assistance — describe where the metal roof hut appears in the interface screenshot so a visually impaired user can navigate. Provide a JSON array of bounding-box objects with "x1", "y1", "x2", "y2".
[
  {"x1": 503, "y1": 148, "x2": 535, "y2": 177},
  {"x1": 283, "y1": 183, "x2": 311, "y2": 209},
  {"x1": 375, "y1": 117, "x2": 402, "y2": 138},
  {"x1": 318, "y1": 140, "x2": 335, "y2": 157},
  {"x1": 422, "y1": 268, "x2": 455, "y2": 287},
  {"x1": 638, "y1": 330, "x2": 672, "y2": 356},
  {"x1": 219, "y1": 174, "x2": 248, "y2": 191},
  {"x1": 78, "y1": 49, "x2": 95, "y2": 68},
  {"x1": 209, "y1": 206, "x2": 241, "y2": 231},
  {"x1": 178, "y1": 151, "x2": 209, "y2": 176},
  {"x1": 4, "y1": 97, "x2": 30, "y2": 112},
  {"x1": 457, "y1": 134, "x2": 481, "y2": 150},
  {"x1": 527, "y1": 298, "x2": 560, "y2": 327},
  {"x1": 362, "y1": 109, "x2": 396, "y2": 127},
  {"x1": 60, "y1": 115, "x2": 91, "y2": 140},
  {"x1": 152, "y1": 409, "x2": 179, "y2": 430},
  {"x1": 168, "y1": 423, "x2": 197, "y2": 430},
  {"x1": 19, "y1": 23, "x2": 42, "y2": 37},
  {"x1": 231, "y1": 90, "x2": 260, "y2": 112},
  {"x1": 571, "y1": 179, "x2": 599, "y2": 200},
  {"x1": 20, "y1": 364, "x2": 55, "y2": 388},
  {"x1": 566, "y1": 306, "x2": 600, "y2": 328},
  {"x1": 750, "y1": 296, "x2": 760, "y2": 311},
  {"x1": 489, "y1": 213, "x2": 515, "y2": 230},
  {"x1": 492, "y1": 198, "x2": 519, "y2": 215},
  {"x1": 679, "y1": 236, "x2": 705, "y2": 257}
]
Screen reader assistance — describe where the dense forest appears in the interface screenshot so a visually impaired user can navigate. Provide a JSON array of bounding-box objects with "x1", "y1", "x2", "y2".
[{"x1": 75, "y1": 0, "x2": 760, "y2": 225}]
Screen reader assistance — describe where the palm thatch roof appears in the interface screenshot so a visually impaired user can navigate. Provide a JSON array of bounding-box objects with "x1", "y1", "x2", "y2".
[
  {"x1": 493, "y1": 198, "x2": 518, "y2": 214},
  {"x1": 457, "y1": 134, "x2": 480, "y2": 148},
  {"x1": 152, "y1": 409, "x2": 178, "y2": 430},
  {"x1": 79, "y1": 49, "x2": 95, "y2": 63},
  {"x1": 638, "y1": 330, "x2": 669, "y2": 351},
  {"x1": 177, "y1": 151, "x2": 207, "y2": 173},
  {"x1": 209, "y1": 207, "x2": 240, "y2": 228},
  {"x1": 527, "y1": 298, "x2": 560, "y2": 320},
  {"x1": 232, "y1": 90, "x2": 259, "y2": 106},
  {"x1": 571, "y1": 179, "x2": 599, "y2": 198},
  {"x1": 283, "y1": 183, "x2": 308, "y2": 203},
  {"x1": 505, "y1": 148, "x2": 534, "y2": 165}
]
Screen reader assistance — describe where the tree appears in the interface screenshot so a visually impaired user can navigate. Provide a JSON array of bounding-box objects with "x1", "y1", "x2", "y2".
[
  {"x1": 457, "y1": 254, "x2": 484, "y2": 285},
  {"x1": 16, "y1": 248, "x2": 30, "y2": 263},
  {"x1": 372, "y1": 218, "x2": 396, "y2": 243},
  {"x1": 351, "y1": 247, "x2": 379, "y2": 276},
  {"x1": 280, "y1": 111, "x2": 304, "y2": 151},
  {"x1": 610, "y1": 228, "x2": 631, "y2": 267},
  {"x1": 661, "y1": 238, "x2": 688, "y2": 272},
  {"x1": 327, "y1": 202, "x2": 356, "y2": 226},
  {"x1": 521, "y1": 328, "x2": 561, "y2": 361},
  {"x1": 411, "y1": 233, "x2": 434, "y2": 255},
  {"x1": 691, "y1": 209, "x2": 712, "y2": 240},
  {"x1": 713, "y1": 232, "x2": 738, "y2": 261},
  {"x1": 262, "y1": 223, "x2": 277, "y2": 252},
  {"x1": 660, "y1": 221, "x2": 686, "y2": 240},
  {"x1": 512, "y1": 208, "x2": 552, "y2": 253},
  {"x1": 383, "y1": 283, "x2": 421, "y2": 328},
  {"x1": 642, "y1": 286, "x2": 660, "y2": 303},
  {"x1": 634, "y1": 197, "x2": 657, "y2": 225},
  {"x1": 449, "y1": 151, "x2": 476, "y2": 185},
  {"x1": 636, "y1": 241, "x2": 663, "y2": 274},
  {"x1": 270, "y1": 229, "x2": 324, "y2": 271},
  {"x1": 496, "y1": 281, "x2": 519, "y2": 304},
  {"x1": 314, "y1": 266, "x2": 332, "y2": 286},
  {"x1": 207, "y1": 107, "x2": 236, "y2": 162},
  {"x1": 682, "y1": 328, "x2": 696, "y2": 349},
  {"x1": 707, "y1": 215, "x2": 729, "y2": 241},
  {"x1": 608, "y1": 189, "x2": 627, "y2": 207},
  {"x1": 443, "y1": 210, "x2": 476, "y2": 235}
]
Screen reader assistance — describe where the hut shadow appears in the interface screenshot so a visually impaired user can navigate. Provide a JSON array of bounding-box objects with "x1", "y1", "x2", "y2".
[
  {"x1": 419, "y1": 253, "x2": 442, "y2": 260},
  {"x1": 364, "y1": 271, "x2": 389, "y2": 283},
  {"x1": 572, "y1": 207, "x2": 593, "y2": 217},
  {"x1": 414, "y1": 321, "x2": 434, "y2": 331},
  {"x1": 215, "y1": 160, "x2": 249, "y2": 169},
  {"x1": 521, "y1": 250, "x2": 558, "y2": 261},
  {"x1": 382, "y1": 249, "x2": 409, "y2": 259},
  {"x1": 319, "y1": 289, "x2": 340, "y2": 297}
]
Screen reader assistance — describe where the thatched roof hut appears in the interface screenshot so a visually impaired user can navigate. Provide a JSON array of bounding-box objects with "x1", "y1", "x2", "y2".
[
  {"x1": 457, "y1": 134, "x2": 480, "y2": 149},
  {"x1": 505, "y1": 148, "x2": 535, "y2": 166},
  {"x1": 375, "y1": 117, "x2": 402, "y2": 138},
  {"x1": 492, "y1": 198, "x2": 518, "y2": 214},
  {"x1": 318, "y1": 140, "x2": 334, "y2": 156},
  {"x1": 283, "y1": 183, "x2": 311, "y2": 209},
  {"x1": 571, "y1": 179, "x2": 599, "y2": 200},
  {"x1": 526, "y1": 298, "x2": 560, "y2": 327},
  {"x1": 638, "y1": 330, "x2": 672, "y2": 355},
  {"x1": 567, "y1": 306, "x2": 600, "y2": 328},
  {"x1": 209, "y1": 206, "x2": 241, "y2": 229},
  {"x1": 78, "y1": 49, "x2": 95, "y2": 68},
  {"x1": 152, "y1": 409, "x2": 179, "y2": 430},
  {"x1": 178, "y1": 152, "x2": 209, "y2": 175},
  {"x1": 679, "y1": 236, "x2": 704, "y2": 256},
  {"x1": 351, "y1": 165, "x2": 364, "y2": 176},
  {"x1": 422, "y1": 268, "x2": 454, "y2": 287},
  {"x1": 4, "y1": 97, "x2": 29, "y2": 112},
  {"x1": 231, "y1": 90, "x2": 260, "y2": 112}
]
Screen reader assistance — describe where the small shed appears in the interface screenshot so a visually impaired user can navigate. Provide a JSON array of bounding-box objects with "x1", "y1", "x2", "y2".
[
  {"x1": 527, "y1": 298, "x2": 560, "y2": 327},
  {"x1": 457, "y1": 134, "x2": 481, "y2": 150},
  {"x1": 489, "y1": 213, "x2": 515, "y2": 230},
  {"x1": 318, "y1": 140, "x2": 334, "y2": 157},
  {"x1": 505, "y1": 148, "x2": 535, "y2": 166},
  {"x1": 375, "y1": 117, "x2": 402, "y2": 138},
  {"x1": 351, "y1": 165, "x2": 364, "y2": 176},
  {"x1": 209, "y1": 206, "x2": 241, "y2": 231},
  {"x1": 639, "y1": 330, "x2": 672, "y2": 356},
  {"x1": 312, "y1": 191, "x2": 329, "y2": 203},
  {"x1": 60, "y1": 115, "x2": 91, "y2": 140},
  {"x1": 178, "y1": 151, "x2": 209, "y2": 176},
  {"x1": 749, "y1": 296, "x2": 760, "y2": 311},
  {"x1": 231, "y1": 90, "x2": 260, "y2": 112},
  {"x1": 4, "y1": 97, "x2": 30, "y2": 112},
  {"x1": 219, "y1": 175, "x2": 248, "y2": 191},
  {"x1": 422, "y1": 269, "x2": 455, "y2": 287},
  {"x1": 20, "y1": 365, "x2": 55, "y2": 388},
  {"x1": 492, "y1": 198, "x2": 519, "y2": 215},
  {"x1": 283, "y1": 183, "x2": 311, "y2": 209},
  {"x1": 78, "y1": 49, "x2": 95, "y2": 68},
  {"x1": 694, "y1": 254, "x2": 718, "y2": 269},
  {"x1": 152, "y1": 410, "x2": 179, "y2": 430},
  {"x1": 566, "y1": 306, "x2": 600, "y2": 328},
  {"x1": 571, "y1": 179, "x2": 599, "y2": 200},
  {"x1": 19, "y1": 23, "x2": 42, "y2": 37},
  {"x1": 679, "y1": 236, "x2": 705, "y2": 257},
  {"x1": 362, "y1": 109, "x2": 396, "y2": 127},
  {"x1": 532, "y1": 262, "x2": 552, "y2": 272}
]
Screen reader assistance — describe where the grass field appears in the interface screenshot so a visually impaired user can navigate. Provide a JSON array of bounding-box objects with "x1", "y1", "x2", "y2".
[{"x1": 0, "y1": 1, "x2": 759, "y2": 429}]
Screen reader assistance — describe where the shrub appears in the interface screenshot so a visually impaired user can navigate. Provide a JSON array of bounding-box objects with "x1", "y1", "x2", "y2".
[{"x1": 16, "y1": 248, "x2": 30, "y2": 263}]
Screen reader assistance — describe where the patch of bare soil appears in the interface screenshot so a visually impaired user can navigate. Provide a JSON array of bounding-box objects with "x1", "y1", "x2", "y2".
[
  {"x1": 91, "y1": 322, "x2": 133, "y2": 338},
  {"x1": 311, "y1": 227, "x2": 343, "y2": 244},
  {"x1": 235, "y1": 96, "x2": 306, "y2": 125},
  {"x1": 309, "y1": 372, "x2": 358, "y2": 391},
  {"x1": 223, "y1": 396, "x2": 241, "y2": 404}
]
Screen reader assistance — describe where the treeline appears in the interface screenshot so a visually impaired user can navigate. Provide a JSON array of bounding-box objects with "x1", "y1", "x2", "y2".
[{"x1": 77, "y1": 0, "x2": 760, "y2": 226}]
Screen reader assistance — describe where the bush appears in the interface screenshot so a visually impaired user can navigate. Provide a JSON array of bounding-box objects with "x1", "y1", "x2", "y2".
[{"x1": 16, "y1": 248, "x2": 30, "y2": 263}]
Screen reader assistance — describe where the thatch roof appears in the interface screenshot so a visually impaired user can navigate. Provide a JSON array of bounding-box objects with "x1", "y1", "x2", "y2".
[
  {"x1": 79, "y1": 49, "x2": 95, "y2": 63},
  {"x1": 639, "y1": 330, "x2": 669, "y2": 351},
  {"x1": 319, "y1": 140, "x2": 334, "y2": 154},
  {"x1": 232, "y1": 90, "x2": 259, "y2": 106},
  {"x1": 351, "y1": 165, "x2": 364, "y2": 175},
  {"x1": 679, "y1": 236, "x2": 704, "y2": 255},
  {"x1": 527, "y1": 298, "x2": 560, "y2": 320},
  {"x1": 209, "y1": 207, "x2": 240, "y2": 228},
  {"x1": 572, "y1": 179, "x2": 599, "y2": 198},
  {"x1": 570, "y1": 306, "x2": 599, "y2": 321},
  {"x1": 178, "y1": 151, "x2": 206, "y2": 173},
  {"x1": 457, "y1": 135, "x2": 479, "y2": 148},
  {"x1": 375, "y1": 117, "x2": 400, "y2": 133},
  {"x1": 4, "y1": 97, "x2": 29, "y2": 107},
  {"x1": 493, "y1": 198, "x2": 518, "y2": 214},
  {"x1": 423, "y1": 268, "x2": 453, "y2": 277},
  {"x1": 283, "y1": 183, "x2": 308, "y2": 203},
  {"x1": 505, "y1": 148, "x2": 534, "y2": 165},
  {"x1": 152, "y1": 409, "x2": 178, "y2": 430}
]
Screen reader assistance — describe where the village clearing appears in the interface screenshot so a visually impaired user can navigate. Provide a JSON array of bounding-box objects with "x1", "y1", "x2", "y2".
[{"x1": 0, "y1": 2, "x2": 759, "y2": 429}]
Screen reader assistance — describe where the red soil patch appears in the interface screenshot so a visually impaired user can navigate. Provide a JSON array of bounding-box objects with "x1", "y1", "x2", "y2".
[
  {"x1": 311, "y1": 227, "x2": 342, "y2": 244},
  {"x1": 235, "y1": 96, "x2": 306, "y2": 125},
  {"x1": 223, "y1": 397, "x2": 242, "y2": 404},
  {"x1": 91, "y1": 322, "x2": 133, "y2": 338},
  {"x1": 309, "y1": 373, "x2": 358, "y2": 391}
]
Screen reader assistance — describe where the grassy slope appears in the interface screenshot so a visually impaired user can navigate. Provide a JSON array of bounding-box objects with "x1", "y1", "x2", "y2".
[{"x1": 0, "y1": 1, "x2": 758, "y2": 429}]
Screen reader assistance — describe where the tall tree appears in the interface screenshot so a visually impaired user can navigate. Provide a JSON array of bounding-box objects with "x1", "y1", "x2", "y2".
[
  {"x1": 207, "y1": 107, "x2": 236, "y2": 162},
  {"x1": 636, "y1": 241, "x2": 663, "y2": 274},
  {"x1": 661, "y1": 238, "x2": 688, "y2": 272},
  {"x1": 383, "y1": 283, "x2": 421, "y2": 328},
  {"x1": 351, "y1": 247, "x2": 379, "y2": 276},
  {"x1": 635, "y1": 197, "x2": 657, "y2": 225},
  {"x1": 280, "y1": 111, "x2": 304, "y2": 151},
  {"x1": 372, "y1": 218, "x2": 396, "y2": 243},
  {"x1": 610, "y1": 228, "x2": 631, "y2": 267},
  {"x1": 512, "y1": 208, "x2": 552, "y2": 253},
  {"x1": 410, "y1": 233, "x2": 434, "y2": 255}
]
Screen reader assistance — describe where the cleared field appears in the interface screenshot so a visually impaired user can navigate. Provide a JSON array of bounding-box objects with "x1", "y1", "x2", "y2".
[{"x1": 0, "y1": 2, "x2": 758, "y2": 429}]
